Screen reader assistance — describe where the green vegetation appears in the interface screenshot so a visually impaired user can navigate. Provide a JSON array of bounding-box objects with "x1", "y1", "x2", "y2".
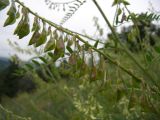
[
  {"x1": 0, "y1": 56, "x2": 36, "y2": 100},
  {"x1": 0, "y1": 57, "x2": 10, "y2": 72},
  {"x1": 0, "y1": 0, "x2": 160, "y2": 120}
]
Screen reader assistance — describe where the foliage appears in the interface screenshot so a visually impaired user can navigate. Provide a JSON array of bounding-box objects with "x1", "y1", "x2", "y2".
[
  {"x1": 0, "y1": 0, "x2": 160, "y2": 120},
  {"x1": 109, "y1": 16, "x2": 160, "y2": 52},
  {"x1": 0, "y1": 0, "x2": 9, "y2": 11},
  {"x1": 0, "y1": 55, "x2": 36, "y2": 99}
]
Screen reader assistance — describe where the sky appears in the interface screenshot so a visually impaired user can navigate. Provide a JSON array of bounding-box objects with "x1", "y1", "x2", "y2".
[{"x1": 0, "y1": 0, "x2": 160, "y2": 60}]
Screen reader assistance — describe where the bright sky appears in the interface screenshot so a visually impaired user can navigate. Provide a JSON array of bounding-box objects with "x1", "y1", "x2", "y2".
[{"x1": 0, "y1": 0, "x2": 160, "y2": 59}]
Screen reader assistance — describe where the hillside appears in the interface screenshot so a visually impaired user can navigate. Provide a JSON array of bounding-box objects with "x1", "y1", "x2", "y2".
[{"x1": 0, "y1": 57, "x2": 10, "y2": 71}]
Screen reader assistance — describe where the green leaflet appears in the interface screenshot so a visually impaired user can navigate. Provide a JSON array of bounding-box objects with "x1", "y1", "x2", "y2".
[
  {"x1": 53, "y1": 48, "x2": 62, "y2": 61},
  {"x1": 15, "y1": 5, "x2": 20, "y2": 19},
  {"x1": 29, "y1": 30, "x2": 41, "y2": 45},
  {"x1": 15, "y1": 22, "x2": 30, "y2": 39},
  {"x1": 52, "y1": 38, "x2": 65, "y2": 60},
  {"x1": 112, "y1": 0, "x2": 130, "y2": 6},
  {"x1": 122, "y1": 0, "x2": 130, "y2": 6},
  {"x1": 44, "y1": 35, "x2": 55, "y2": 52},
  {"x1": 3, "y1": 1, "x2": 17, "y2": 27},
  {"x1": 117, "y1": 8, "x2": 122, "y2": 16},
  {"x1": 32, "y1": 60, "x2": 41, "y2": 66},
  {"x1": 0, "y1": 0, "x2": 9, "y2": 11},
  {"x1": 48, "y1": 52, "x2": 54, "y2": 59},
  {"x1": 32, "y1": 16, "x2": 41, "y2": 31},
  {"x1": 35, "y1": 22, "x2": 47, "y2": 47},
  {"x1": 39, "y1": 56, "x2": 47, "y2": 64},
  {"x1": 35, "y1": 30, "x2": 47, "y2": 47},
  {"x1": 57, "y1": 37, "x2": 65, "y2": 50},
  {"x1": 67, "y1": 39, "x2": 73, "y2": 47},
  {"x1": 25, "y1": 63, "x2": 34, "y2": 70},
  {"x1": 112, "y1": 0, "x2": 118, "y2": 6},
  {"x1": 16, "y1": 9, "x2": 20, "y2": 19},
  {"x1": 14, "y1": 8, "x2": 30, "y2": 39},
  {"x1": 66, "y1": 46, "x2": 73, "y2": 54},
  {"x1": 55, "y1": 38, "x2": 65, "y2": 57}
]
